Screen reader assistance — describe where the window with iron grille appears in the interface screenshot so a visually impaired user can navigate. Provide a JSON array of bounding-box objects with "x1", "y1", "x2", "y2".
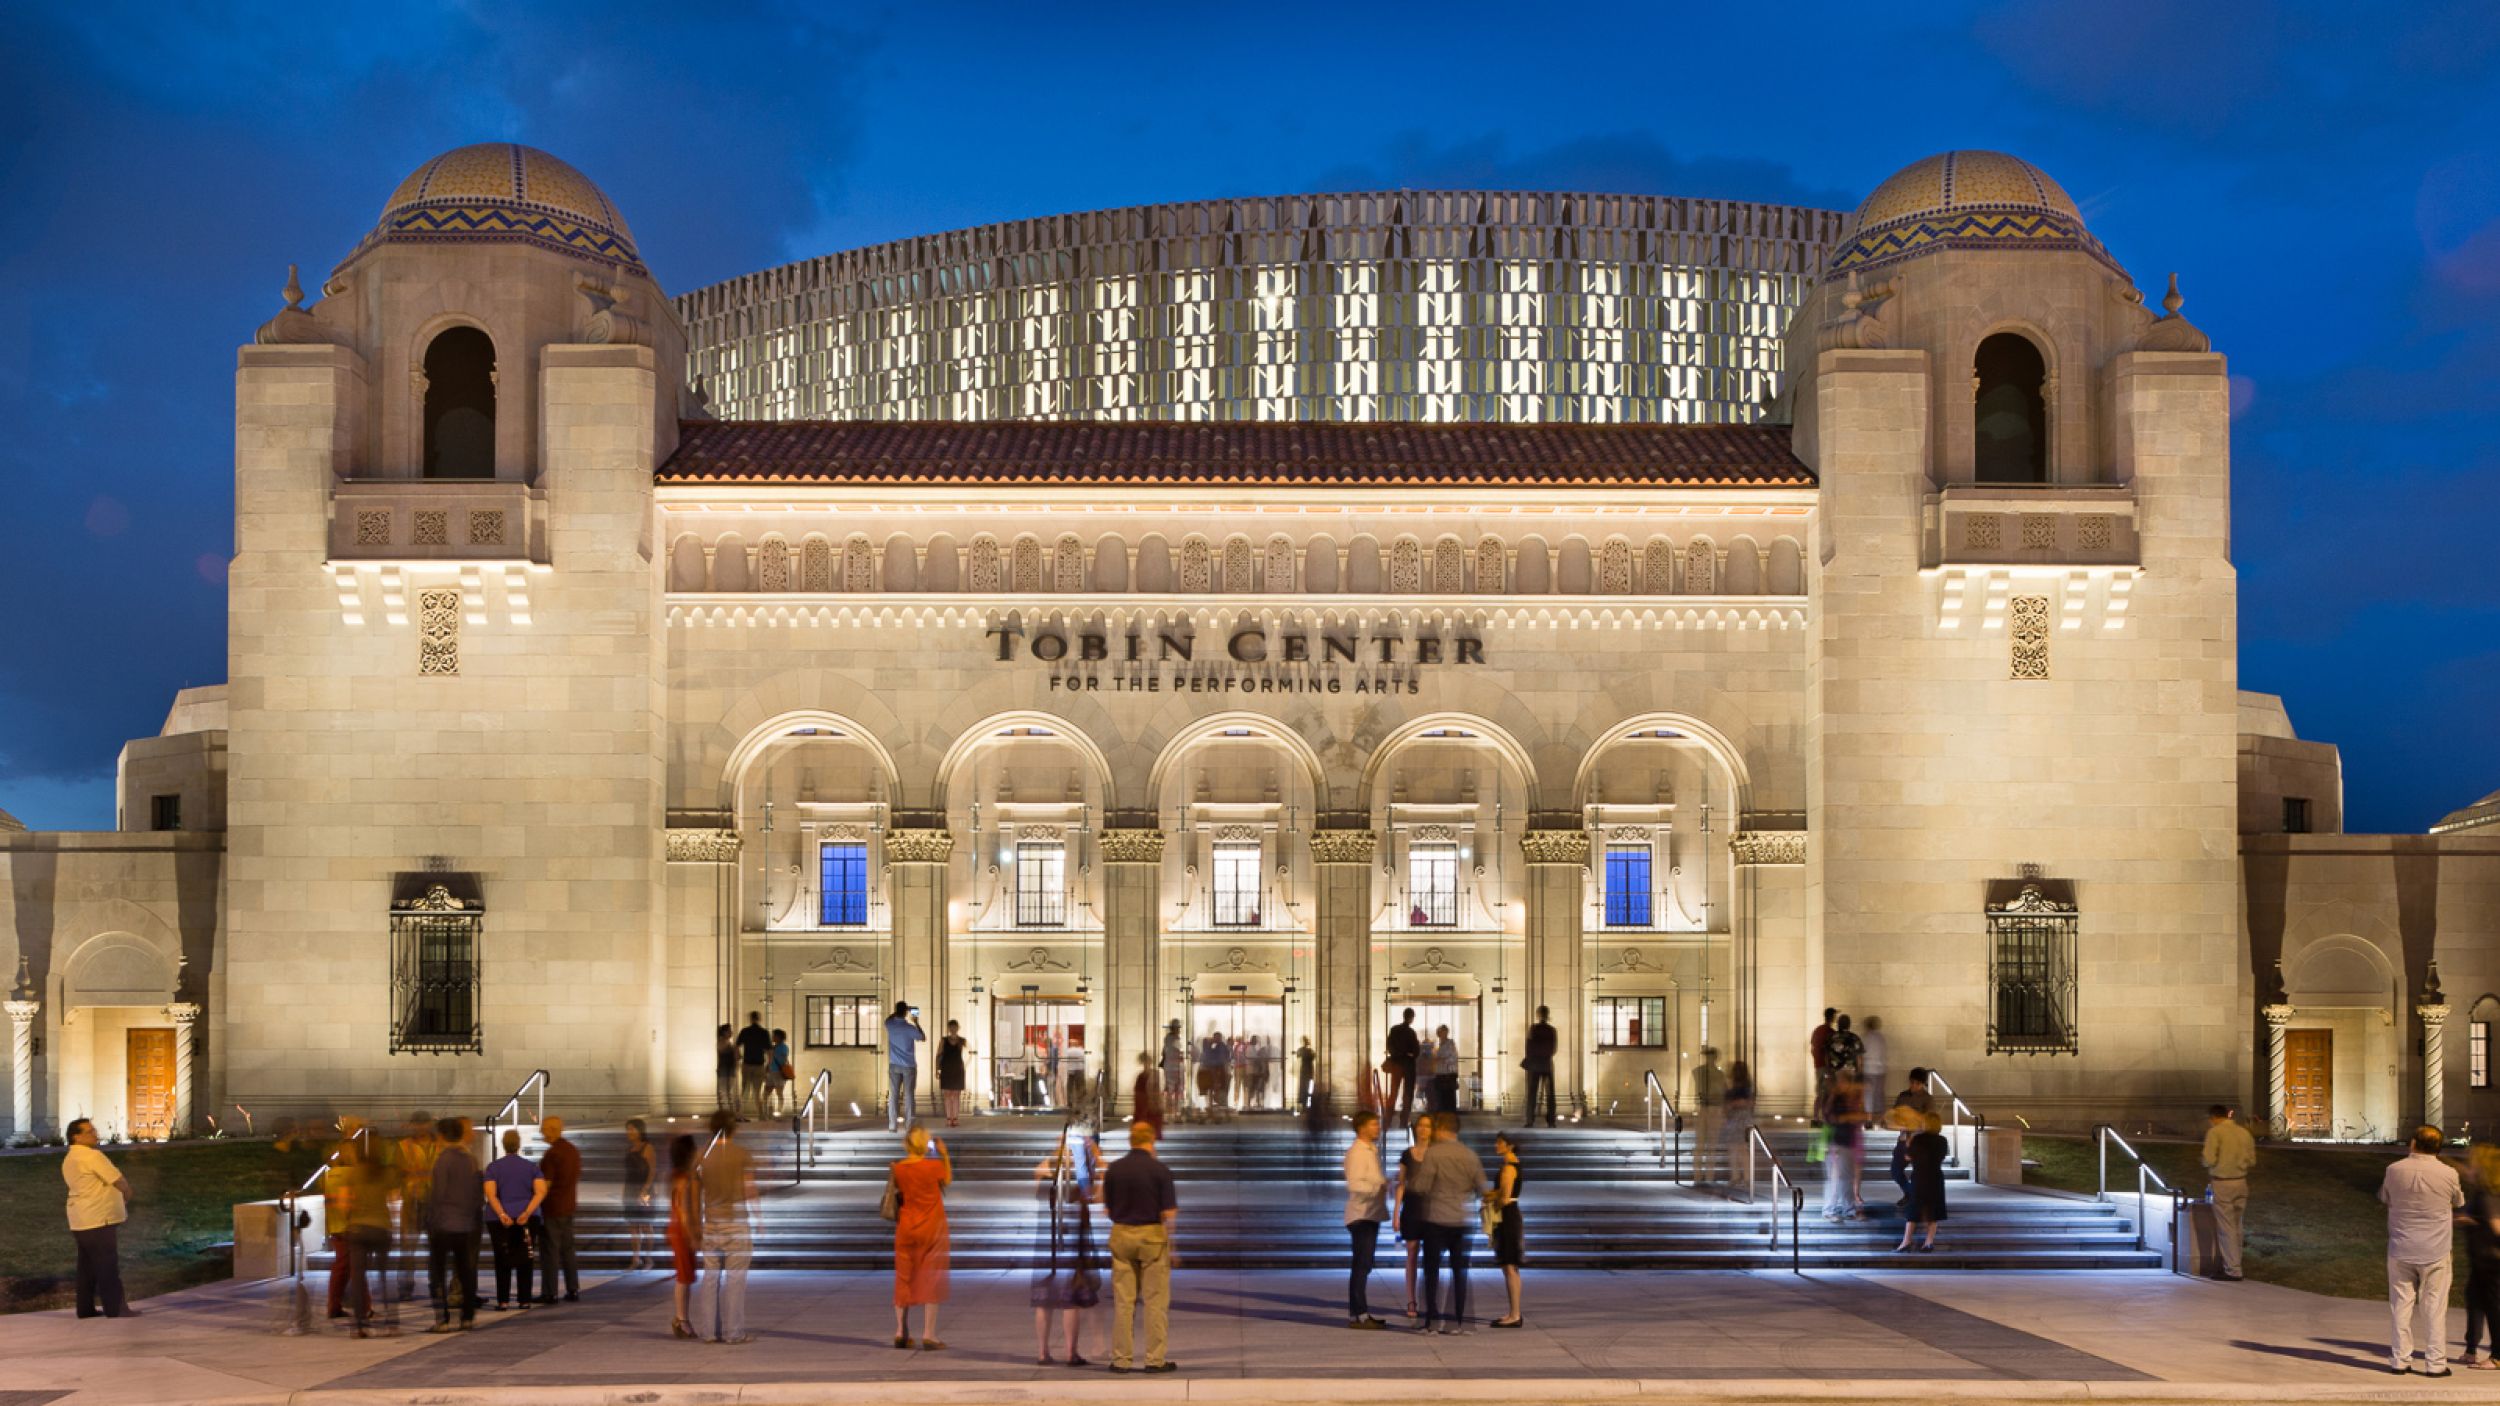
[
  {"x1": 1604, "y1": 845, "x2": 1653, "y2": 927},
  {"x1": 805, "y1": 994, "x2": 879, "y2": 1048},
  {"x1": 2474, "y1": 1021, "x2": 2491, "y2": 1090},
  {"x1": 1015, "y1": 841, "x2": 1067, "y2": 927},
  {"x1": 1407, "y1": 842, "x2": 1458, "y2": 926},
  {"x1": 390, "y1": 887, "x2": 482, "y2": 1054},
  {"x1": 1592, "y1": 995, "x2": 1666, "y2": 1048},
  {"x1": 1986, "y1": 881, "x2": 2078, "y2": 1055},
  {"x1": 1212, "y1": 841, "x2": 1262, "y2": 926},
  {"x1": 819, "y1": 842, "x2": 869, "y2": 926}
]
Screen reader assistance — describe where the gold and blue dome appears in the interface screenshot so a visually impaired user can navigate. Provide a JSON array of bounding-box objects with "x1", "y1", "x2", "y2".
[
  {"x1": 349, "y1": 143, "x2": 644, "y2": 275},
  {"x1": 1829, "y1": 151, "x2": 2116, "y2": 276}
]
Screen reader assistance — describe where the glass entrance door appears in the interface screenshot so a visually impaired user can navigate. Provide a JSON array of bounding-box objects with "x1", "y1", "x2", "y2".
[
  {"x1": 1387, "y1": 997, "x2": 1484, "y2": 1111},
  {"x1": 991, "y1": 999, "x2": 1090, "y2": 1111},
  {"x1": 1189, "y1": 998, "x2": 1287, "y2": 1112}
]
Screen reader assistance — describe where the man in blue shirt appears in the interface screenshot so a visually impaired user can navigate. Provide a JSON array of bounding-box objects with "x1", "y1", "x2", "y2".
[{"x1": 885, "y1": 1002, "x2": 924, "y2": 1132}]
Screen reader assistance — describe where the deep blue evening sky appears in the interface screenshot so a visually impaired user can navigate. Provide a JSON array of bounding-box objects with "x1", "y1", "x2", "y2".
[{"x1": 1, "y1": 2, "x2": 2494, "y2": 833}]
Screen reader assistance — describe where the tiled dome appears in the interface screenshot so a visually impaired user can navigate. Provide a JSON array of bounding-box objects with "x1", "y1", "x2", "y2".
[
  {"x1": 355, "y1": 143, "x2": 643, "y2": 274},
  {"x1": 1829, "y1": 151, "x2": 2114, "y2": 276}
]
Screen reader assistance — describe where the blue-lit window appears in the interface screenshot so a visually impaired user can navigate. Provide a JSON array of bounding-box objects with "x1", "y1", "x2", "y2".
[
  {"x1": 819, "y1": 842, "x2": 869, "y2": 926},
  {"x1": 1604, "y1": 846, "x2": 1652, "y2": 927}
]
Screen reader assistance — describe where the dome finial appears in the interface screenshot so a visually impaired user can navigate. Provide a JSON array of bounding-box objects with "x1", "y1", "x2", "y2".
[
  {"x1": 2161, "y1": 271, "x2": 2185, "y2": 319},
  {"x1": 2136, "y1": 270, "x2": 2211, "y2": 353},
  {"x1": 282, "y1": 263, "x2": 305, "y2": 311}
]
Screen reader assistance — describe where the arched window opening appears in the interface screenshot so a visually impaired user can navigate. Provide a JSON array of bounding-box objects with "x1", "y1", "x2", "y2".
[
  {"x1": 1973, "y1": 333, "x2": 2047, "y2": 484},
  {"x1": 422, "y1": 326, "x2": 497, "y2": 479}
]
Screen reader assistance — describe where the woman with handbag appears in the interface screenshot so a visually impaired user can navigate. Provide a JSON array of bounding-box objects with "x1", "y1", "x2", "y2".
[
  {"x1": 1488, "y1": 1131, "x2": 1525, "y2": 1327},
  {"x1": 889, "y1": 1126, "x2": 952, "y2": 1349},
  {"x1": 1031, "y1": 1117, "x2": 1102, "y2": 1364},
  {"x1": 665, "y1": 1134, "x2": 702, "y2": 1339}
]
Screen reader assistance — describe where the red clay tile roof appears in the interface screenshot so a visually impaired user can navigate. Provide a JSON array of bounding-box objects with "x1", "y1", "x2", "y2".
[{"x1": 657, "y1": 420, "x2": 1811, "y2": 488}]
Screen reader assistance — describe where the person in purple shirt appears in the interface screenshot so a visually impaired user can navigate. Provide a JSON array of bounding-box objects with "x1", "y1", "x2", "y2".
[{"x1": 482, "y1": 1129, "x2": 547, "y2": 1310}]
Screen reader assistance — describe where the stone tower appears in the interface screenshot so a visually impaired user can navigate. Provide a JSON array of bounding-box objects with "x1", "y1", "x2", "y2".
[
  {"x1": 226, "y1": 144, "x2": 685, "y2": 1115},
  {"x1": 1788, "y1": 151, "x2": 2241, "y2": 1120}
]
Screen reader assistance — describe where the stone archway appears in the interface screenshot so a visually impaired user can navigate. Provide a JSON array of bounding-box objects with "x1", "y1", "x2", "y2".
[
  {"x1": 57, "y1": 932, "x2": 187, "y2": 1141},
  {"x1": 2269, "y1": 934, "x2": 2401, "y2": 1141}
]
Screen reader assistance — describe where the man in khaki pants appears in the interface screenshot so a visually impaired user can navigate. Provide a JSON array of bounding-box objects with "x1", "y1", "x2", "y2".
[
  {"x1": 2201, "y1": 1104, "x2": 2256, "y2": 1281},
  {"x1": 1103, "y1": 1119, "x2": 1180, "y2": 1373}
]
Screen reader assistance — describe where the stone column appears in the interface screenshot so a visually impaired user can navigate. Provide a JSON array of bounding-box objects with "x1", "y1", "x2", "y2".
[
  {"x1": 2261, "y1": 1003, "x2": 2293, "y2": 1136},
  {"x1": 2420, "y1": 1003, "x2": 2452, "y2": 1133},
  {"x1": 166, "y1": 1002, "x2": 201, "y2": 1139},
  {"x1": 884, "y1": 828, "x2": 953, "y2": 1121},
  {"x1": 1311, "y1": 828, "x2": 1377, "y2": 1109},
  {"x1": 1522, "y1": 829, "x2": 1590, "y2": 1115},
  {"x1": 1099, "y1": 829, "x2": 1165, "y2": 1117},
  {"x1": 5, "y1": 997, "x2": 38, "y2": 1140}
]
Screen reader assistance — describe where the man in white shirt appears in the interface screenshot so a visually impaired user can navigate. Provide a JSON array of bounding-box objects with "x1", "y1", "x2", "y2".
[
  {"x1": 62, "y1": 1118, "x2": 135, "y2": 1318},
  {"x1": 1857, "y1": 1016, "x2": 1890, "y2": 1119},
  {"x1": 1342, "y1": 1110, "x2": 1388, "y2": 1329},
  {"x1": 2381, "y1": 1125, "x2": 2465, "y2": 1376}
]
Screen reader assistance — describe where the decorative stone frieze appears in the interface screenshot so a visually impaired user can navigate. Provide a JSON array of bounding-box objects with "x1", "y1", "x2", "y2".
[
  {"x1": 2010, "y1": 594, "x2": 2051, "y2": 680},
  {"x1": 1520, "y1": 829, "x2": 1590, "y2": 866},
  {"x1": 1731, "y1": 831, "x2": 1807, "y2": 866},
  {"x1": 664, "y1": 828, "x2": 742, "y2": 863},
  {"x1": 417, "y1": 588, "x2": 461, "y2": 675},
  {"x1": 1098, "y1": 828, "x2": 1166, "y2": 864},
  {"x1": 883, "y1": 828, "x2": 955, "y2": 865},
  {"x1": 1308, "y1": 830, "x2": 1378, "y2": 866}
]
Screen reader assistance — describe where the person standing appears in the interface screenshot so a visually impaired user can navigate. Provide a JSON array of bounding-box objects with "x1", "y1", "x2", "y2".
[
  {"x1": 61, "y1": 1118, "x2": 134, "y2": 1319},
  {"x1": 1489, "y1": 1130, "x2": 1526, "y2": 1328},
  {"x1": 1246, "y1": 1034, "x2": 1271, "y2": 1110},
  {"x1": 1410, "y1": 1112, "x2": 1487, "y2": 1335},
  {"x1": 1430, "y1": 1026, "x2": 1461, "y2": 1113},
  {"x1": 338, "y1": 1137, "x2": 399, "y2": 1337},
  {"x1": 884, "y1": 1003, "x2": 924, "y2": 1132},
  {"x1": 1691, "y1": 1048, "x2": 1727, "y2": 1185},
  {"x1": 1031, "y1": 1120, "x2": 1099, "y2": 1364},
  {"x1": 1393, "y1": 1125, "x2": 1427, "y2": 1318},
  {"x1": 735, "y1": 1012, "x2": 774, "y2": 1121},
  {"x1": 1808, "y1": 1008, "x2": 1836, "y2": 1119},
  {"x1": 394, "y1": 1111, "x2": 437, "y2": 1299},
  {"x1": 1721, "y1": 1060, "x2": 1756, "y2": 1200},
  {"x1": 1343, "y1": 1110, "x2": 1389, "y2": 1329},
  {"x1": 1159, "y1": 1021, "x2": 1187, "y2": 1119},
  {"x1": 892, "y1": 1124, "x2": 953, "y2": 1349},
  {"x1": 483, "y1": 1128, "x2": 546, "y2": 1311},
  {"x1": 665, "y1": 1134, "x2": 702, "y2": 1340},
  {"x1": 1383, "y1": 1010, "x2": 1421, "y2": 1131},
  {"x1": 763, "y1": 1028, "x2": 792, "y2": 1117},
  {"x1": 1520, "y1": 1006, "x2": 1558, "y2": 1129},
  {"x1": 2382, "y1": 1125, "x2": 2464, "y2": 1376},
  {"x1": 696, "y1": 1111, "x2": 757, "y2": 1345},
  {"x1": 424, "y1": 1117, "x2": 481, "y2": 1332},
  {"x1": 937, "y1": 1020, "x2": 969, "y2": 1128},
  {"x1": 1857, "y1": 1015, "x2": 1889, "y2": 1119},
  {"x1": 1895, "y1": 1112, "x2": 1949, "y2": 1253},
  {"x1": 1104, "y1": 1119, "x2": 1179, "y2": 1373},
  {"x1": 1296, "y1": 1036, "x2": 1318, "y2": 1112},
  {"x1": 1132, "y1": 1052, "x2": 1164, "y2": 1140},
  {"x1": 1202, "y1": 1030, "x2": 1233, "y2": 1118},
  {"x1": 621, "y1": 1118, "x2": 658, "y2": 1271},
  {"x1": 714, "y1": 1024, "x2": 738, "y2": 1111},
  {"x1": 537, "y1": 1117, "x2": 582, "y2": 1304},
  {"x1": 2463, "y1": 1145, "x2": 2500, "y2": 1370},
  {"x1": 1819, "y1": 1072, "x2": 1867, "y2": 1222},
  {"x1": 1826, "y1": 1014, "x2": 1864, "y2": 1082},
  {"x1": 2200, "y1": 1103, "x2": 2255, "y2": 1282}
]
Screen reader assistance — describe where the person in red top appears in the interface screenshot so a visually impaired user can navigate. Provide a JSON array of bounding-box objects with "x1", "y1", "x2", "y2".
[
  {"x1": 891, "y1": 1126, "x2": 953, "y2": 1349},
  {"x1": 665, "y1": 1134, "x2": 702, "y2": 1340},
  {"x1": 537, "y1": 1118, "x2": 583, "y2": 1304}
]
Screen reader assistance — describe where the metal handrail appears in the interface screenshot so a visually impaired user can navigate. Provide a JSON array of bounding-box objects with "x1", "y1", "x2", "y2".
[
  {"x1": 1923, "y1": 1069, "x2": 1984, "y2": 1168},
  {"x1": 483, "y1": 1068, "x2": 550, "y2": 1157},
  {"x1": 1744, "y1": 1123, "x2": 1804, "y2": 1274},
  {"x1": 2095, "y1": 1123, "x2": 2191, "y2": 1266},
  {"x1": 1642, "y1": 1069, "x2": 1683, "y2": 1180},
  {"x1": 794, "y1": 1067, "x2": 833, "y2": 1184}
]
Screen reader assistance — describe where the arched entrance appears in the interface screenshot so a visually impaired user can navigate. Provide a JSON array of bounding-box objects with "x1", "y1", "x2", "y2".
[
  {"x1": 2274, "y1": 935, "x2": 2401, "y2": 1141},
  {"x1": 57, "y1": 933, "x2": 182, "y2": 1141}
]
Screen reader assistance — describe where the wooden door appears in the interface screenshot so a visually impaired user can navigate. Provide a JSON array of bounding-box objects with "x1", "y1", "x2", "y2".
[
  {"x1": 127, "y1": 1028, "x2": 175, "y2": 1141},
  {"x1": 2285, "y1": 1028, "x2": 2333, "y2": 1137}
]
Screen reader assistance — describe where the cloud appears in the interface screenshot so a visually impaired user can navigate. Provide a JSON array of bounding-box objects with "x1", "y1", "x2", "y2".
[{"x1": 1309, "y1": 132, "x2": 1857, "y2": 210}]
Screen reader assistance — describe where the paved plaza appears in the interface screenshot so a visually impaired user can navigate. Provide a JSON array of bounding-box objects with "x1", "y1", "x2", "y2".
[{"x1": 1, "y1": 1266, "x2": 2494, "y2": 1405}]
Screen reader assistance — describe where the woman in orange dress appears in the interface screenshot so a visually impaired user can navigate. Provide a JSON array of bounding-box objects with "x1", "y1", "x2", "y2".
[{"x1": 891, "y1": 1125, "x2": 953, "y2": 1349}]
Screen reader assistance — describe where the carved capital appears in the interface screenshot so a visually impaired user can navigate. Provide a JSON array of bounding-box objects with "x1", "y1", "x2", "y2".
[
  {"x1": 883, "y1": 828, "x2": 955, "y2": 865},
  {"x1": 665, "y1": 827, "x2": 743, "y2": 864},
  {"x1": 165, "y1": 1002, "x2": 202, "y2": 1027},
  {"x1": 1308, "y1": 830, "x2": 1378, "y2": 866},
  {"x1": 2261, "y1": 1002, "x2": 2295, "y2": 1029},
  {"x1": 2, "y1": 1000, "x2": 37, "y2": 1026},
  {"x1": 1730, "y1": 831, "x2": 1807, "y2": 866},
  {"x1": 1098, "y1": 829, "x2": 1166, "y2": 864},
  {"x1": 1520, "y1": 830, "x2": 1590, "y2": 866},
  {"x1": 2419, "y1": 1003, "x2": 2453, "y2": 1029}
]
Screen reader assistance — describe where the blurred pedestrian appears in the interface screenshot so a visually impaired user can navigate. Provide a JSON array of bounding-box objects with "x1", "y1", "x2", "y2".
[
  {"x1": 1691, "y1": 1048, "x2": 1726, "y2": 1184},
  {"x1": 483, "y1": 1127, "x2": 545, "y2": 1311},
  {"x1": 1343, "y1": 1110, "x2": 1388, "y2": 1329},
  {"x1": 1393, "y1": 1122, "x2": 1427, "y2": 1318},
  {"x1": 394, "y1": 1111, "x2": 437, "y2": 1298},
  {"x1": 1808, "y1": 1008, "x2": 1836, "y2": 1119},
  {"x1": 1826, "y1": 1014, "x2": 1864, "y2": 1083},
  {"x1": 424, "y1": 1117, "x2": 481, "y2": 1332},
  {"x1": 1490, "y1": 1129, "x2": 1525, "y2": 1328},
  {"x1": 1895, "y1": 1112, "x2": 1948, "y2": 1252},
  {"x1": 938, "y1": 1019, "x2": 969, "y2": 1128},
  {"x1": 714, "y1": 1024, "x2": 737, "y2": 1110},
  {"x1": 1159, "y1": 1021, "x2": 1187, "y2": 1119},
  {"x1": 1031, "y1": 1118, "x2": 1098, "y2": 1364},
  {"x1": 61, "y1": 1117, "x2": 133, "y2": 1319},
  {"x1": 1296, "y1": 1035, "x2": 1318, "y2": 1112},
  {"x1": 1200, "y1": 1029, "x2": 1232, "y2": 1118},
  {"x1": 665, "y1": 1133, "x2": 702, "y2": 1340},
  {"x1": 2382, "y1": 1125, "x2": 2463, "y2": 1376},
  {"x1": 1132, "y1": 1052, "x2": 1164, "y2": 1140},
  {"x1": 1520, "y1": 1006, "x2": 1558, "y2": 1129},
  {"x1": 621, "y1": 1118, "x2": 658, "y2": 1271},
  {"x1": 892, "y1": 1124, "x2": 952, "y2": 1349},
  {"x1": 339, "y1": 1136, "x2": 399, "y2": 1336},
  {"x1": 2464, "y1": 1144, "x2": 2500, "y2": 1369},
  {"x1": 1383, "y1": 1010, "x2": 1421, "y2": 1132},
  {"x1": 1819, "y1": 1072, "x2": 1867, "y2": 1222},
  {"x1": 1721, "y1": 1060, "x2": 1756, "y2": 1199},
  {"x1": 1104, "y1": 1119, "x2": 1179, "y2": 1373},
  {"x1": 537, "y1": 1117, "x2": 581, "y2": 1304},
  {"x1": 735, "y1": 1011, "x2": 773, "y2": 1120},
  {"x1": 885, "y1": 1002, "x2": 924, "y2": 1133},
  {"x1": 2200, "y1": 1104, "x2": 2254, "y2": 1282},
  {"x1": 763, "y1": 1028, "x2": 791, "y2": 1117},
  {"x1": 1430, "y1": 1026, "x2": 1460, "y2": 1113},
  {"x1": 696, "y1": 1112, "x2": 757, "y2": 1344},
  {"x1": 1411, "y1": 1112, "x2": 1487, "y2": 1335},
  {"x1": 1857, "y1": 1016, "x2": 1889, "y2": 1119}
]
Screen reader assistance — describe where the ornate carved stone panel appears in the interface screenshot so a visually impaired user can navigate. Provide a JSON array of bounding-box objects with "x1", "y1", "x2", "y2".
[
  {"x1": 843, "y1": 536, "x2": 876, "y2": 592},
  {"x1": 1434, "y1": 538, "x2": 1466, "y2": 593},
  {"x1": 884, "y1": 828, "x2": 955, "y2": 864},
  {"x1": 1730, "y1": 831, "x2": 1807, "y2": 866},
  {"x1": 1520, "y1": 829, "x2": 1591, "y2": 865},
  {"x1": 357, "y1": 510, "x2": 393, "y2": 547},
  {"x1": 1098, "y1": 828, "x2": 1167, "y2": 864},
  {"x1": 2010, "y1": 594, "x2": 2051, "y2": 680},
  {"x1": 665, "y1": 828, "x2": 743, "y2": 863},
  {"x1": 417, "y1": 587, "x2": 461, "y2": 675},
  {"x1": 1643, "y1": 538, "x2": 1676, "y2": 594},
  {"x1": 1965, "y1": 514, "x2": 2002, "y2": 550},
  {"x1": 1476, "y1": 536, "x2": 1507, "y2": 593},
  {"x1": 2021, "y1": 514, "x2": 2057, "y2": 550},
  {"x1": 1308, "y1": 830, "x2": 1379, "y2": 865},
  {"x1": 468, "y1": 510, "x2": 506, "y2": 547},
  {"x1": 413, "y1": 510, "x2": 449, "y2": 546},
  {"x1": 1683, "y1": 539, "x2": 1716, "y2": 594}
]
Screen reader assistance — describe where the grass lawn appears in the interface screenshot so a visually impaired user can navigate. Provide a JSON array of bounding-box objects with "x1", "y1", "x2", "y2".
[
  {"x1": 0, "y1": 1140, "x2": 326, "y2": 1313},
  {"x1": 2025, "y1": 1132, "x2": 2467, "y2": 1301}
]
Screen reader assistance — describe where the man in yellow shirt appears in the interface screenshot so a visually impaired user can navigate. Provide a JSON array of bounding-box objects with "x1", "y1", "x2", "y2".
[
  {"x1": 63, "y1": 1118, "x2": 136, "y2": 1318},
  {"x1": 2201, "y1": 1103, "x2": 2257, "y2": 1281}
]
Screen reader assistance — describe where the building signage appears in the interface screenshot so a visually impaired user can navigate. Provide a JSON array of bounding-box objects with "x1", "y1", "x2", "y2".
[{"x1": 987, "y1": 622, "x2": 1483, "y2": 696}]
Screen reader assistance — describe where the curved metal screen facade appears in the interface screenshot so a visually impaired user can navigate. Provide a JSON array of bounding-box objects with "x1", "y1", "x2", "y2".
[{"x1": 677, "y1": 191, "x2": 1843, "y2": 425}]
